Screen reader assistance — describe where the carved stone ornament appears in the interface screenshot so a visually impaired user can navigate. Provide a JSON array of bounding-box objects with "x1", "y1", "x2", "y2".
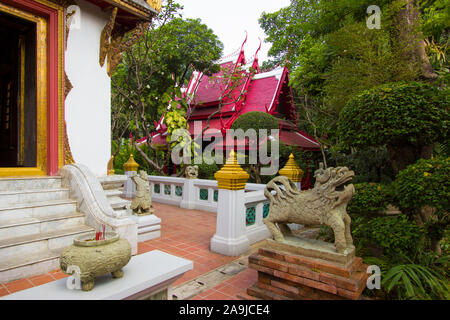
[
  {"x1": 263, "y1": 164, "x2": 356, "y2": 254},
  {"x1": 185, "y1": 165, "x2": 199, "y2": 179},
  {"x1": 59, "y1": 232, "x2": 131, "y2": 291},
  {"x1": 131, "y1": 170, "x2": 155, "y2": 216}
]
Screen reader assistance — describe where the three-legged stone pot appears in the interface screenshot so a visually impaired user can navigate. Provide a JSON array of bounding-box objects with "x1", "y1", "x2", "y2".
[{"x1": 59, "y1": 232, "x2": 131, "y2": 291}]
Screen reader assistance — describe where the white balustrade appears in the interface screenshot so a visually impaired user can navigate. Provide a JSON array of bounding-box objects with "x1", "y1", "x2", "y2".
[{"x1": 244, "y1": 190, "x2": 271, "y2": 244}]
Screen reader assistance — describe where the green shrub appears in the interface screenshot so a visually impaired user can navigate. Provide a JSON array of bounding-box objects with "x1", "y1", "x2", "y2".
[
  {"x1": 382, "y1": 254, "x2": 450, "y2": 300},
  {"x1": 352, "y1": 215, "x2": 425, "y2": 258},
  {"x1": 196, "y1": 161, "x2": 219, "y2": 180},
  {"x1": 338, "y1": 82, "x2": 449, "y2": 172},
  {"x1": 338, "y1": 82, "x2": 448, "y2": 148},
  {"x1": 231, "y1": 111, "x2": 279, "y2": 134},
  {"x1": 348, "y1": 183, "x2": 389, "y2": 216},
  {"x1": 391, "y1": 157, "x2": 450, "y2": 246},
  {"x1": 392, "y1": 157, "x2": 450, "y2": 219},
  {"x1": 113, "y1": 142, "x2": 153, "y2": 175}
]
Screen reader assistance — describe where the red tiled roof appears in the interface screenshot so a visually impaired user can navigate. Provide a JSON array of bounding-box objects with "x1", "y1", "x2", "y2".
[
  {"x1": 192, "y1": 62, "x2": 234, "y2": 105},
  {"x1": 242, "y1": 76, "x2": 279, "y2": 113},
  {"x1": 279, "y1": 130, "x2": 320, "y2": 150}
]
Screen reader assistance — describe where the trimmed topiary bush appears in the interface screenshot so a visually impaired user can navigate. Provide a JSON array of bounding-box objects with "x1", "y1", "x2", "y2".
[
  {"x1": 196, "y1": 161, "x2": 219, "y2": 180},
  {"x1": 352, "y1": 215, "x2": 426, "y2": 258},
  {"x1": 391, "y1": 157, "x2": 450, "y2": 254},
  {"x1": 231, "y1": 111, "x2": 279, "y2": 136},
  {"x1": 347, "y1": 183, "x2": 389, "y2": 216},
  {"x1": 338, "y1": 82, "x2": 449, "y2": 173}
]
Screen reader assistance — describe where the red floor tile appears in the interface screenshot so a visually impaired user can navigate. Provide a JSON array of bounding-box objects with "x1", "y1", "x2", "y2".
[{"x1": 4, "y1": 279, "x2": 33, "y2": 293}]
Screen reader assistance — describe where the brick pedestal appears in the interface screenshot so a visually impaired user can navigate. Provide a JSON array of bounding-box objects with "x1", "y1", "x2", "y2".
[{"x1": 247, "y1": 239, "x2": 369, "y2": 300}]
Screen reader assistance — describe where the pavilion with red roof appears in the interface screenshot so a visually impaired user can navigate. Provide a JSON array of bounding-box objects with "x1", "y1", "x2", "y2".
[{"x1": 147, "y1": 37, "x2": 320, "y2": 154}]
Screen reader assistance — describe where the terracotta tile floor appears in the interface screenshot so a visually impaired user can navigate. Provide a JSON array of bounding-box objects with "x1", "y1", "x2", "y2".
[
  {"x1": 190, "y1": 268, "x2": 258, "y2": 300},
  {"x1": 0, "y1": 203, "x2": 253, "y2": 299}
]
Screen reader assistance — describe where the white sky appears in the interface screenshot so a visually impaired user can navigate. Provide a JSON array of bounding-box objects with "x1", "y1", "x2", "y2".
[{"x1": 176, "y1": 0, "x2": 291, "y2": 63}]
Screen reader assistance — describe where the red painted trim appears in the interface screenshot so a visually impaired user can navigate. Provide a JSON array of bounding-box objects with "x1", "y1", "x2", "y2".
[{"x1": 3, "y1": 0, "x2": 62, "y2": 176}]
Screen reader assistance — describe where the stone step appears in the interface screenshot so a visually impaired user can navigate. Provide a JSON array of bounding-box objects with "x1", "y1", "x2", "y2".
[
  {"x1": 109, "y1": 197, "x2": 129, "y2": 210},
  {"x1": 0, "y1": 188, "x2": 70, "y2": 206},
  {"x1": 98, "y1": 175, "x2": 127, "y2": 190},
  {"x1": 0, "y1": 177, "x2": 62, "y2": 192},
  {"x1": 0, "y1": 248, "x2": 62, "y2": 283},
  {"x1": 104, "y1": 189, "x2": 122, "y2": 198},
  {"x1": 0, "y1": 199, "x2": 77, "y2": 222},
  {"x1": 0, "y1": 212, "x2": 86, "y2": 241},
  {"x1": 0, "y1": 225, "x2": 94, "y2": 262}
]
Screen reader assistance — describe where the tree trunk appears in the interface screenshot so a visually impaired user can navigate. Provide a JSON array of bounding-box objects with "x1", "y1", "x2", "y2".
[
  {"x1": 420, "y1": 206, "x2": 442, "y2": 256},
  {"x1": 396, "y1": 0, "x2": 438, "y2": 80},
  {"x1": 386, "y1": 143, "x2": 419, "y2": 174}
]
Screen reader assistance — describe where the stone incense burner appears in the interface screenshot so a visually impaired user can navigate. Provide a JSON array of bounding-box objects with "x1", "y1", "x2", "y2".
[{"x1": 59, "y1": 231, "x2": 131, "y2": 291}]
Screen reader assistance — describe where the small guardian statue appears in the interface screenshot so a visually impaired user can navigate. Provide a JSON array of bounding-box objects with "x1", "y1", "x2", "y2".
[
  {"x1": 131, "y1": 170, "x2": 154, "y2": 216},
  {"x1": 185, "y1": 165, "x2": 199, "y2": 179}
]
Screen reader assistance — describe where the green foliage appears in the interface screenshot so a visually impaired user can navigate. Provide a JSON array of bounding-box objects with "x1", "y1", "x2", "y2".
[
  {"x1": 111, "y1": 1, "x2": 223, "y2": 174},
  {"x1": 196, "y1": 161, "x2": 219, "y2": 180},
  {"x1": 352, "y1": 215, "x2": 426, "y2": 258},
  {"x1": 231, "y1": 112, "x2": 279, "y2": 135},
  {"x1": 112, "y1": 141, "x2": 154, "y2": 175},
  {"x1": 348, "y1": 183, "x2": 389, "y2": 216},
  {"x1": 338, "y1": 82, "x2": 449, "y2": 149},
  {"x1": 324, "y1": 21, "x2": 421, "y2": 111},
  {"x1": 391, "y1": 157, "x2": 450, "y2": 240},
  {"x1": 392, "y1": 157, "x2": 450, "y2": 215},
  {"x1": 330, "y1": 146, "x2": 395, "y2": 184},
  {"x1": 382, "y1": 255, "x2": 450, "y2": 300}
]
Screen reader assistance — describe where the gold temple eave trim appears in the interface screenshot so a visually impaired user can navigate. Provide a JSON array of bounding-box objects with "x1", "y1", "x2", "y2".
[{"x1": 101, "y1": 0, "x2": 158, "y2": 20}]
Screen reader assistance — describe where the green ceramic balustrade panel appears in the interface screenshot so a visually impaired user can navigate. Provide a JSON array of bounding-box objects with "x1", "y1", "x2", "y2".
[
  {"x1": 246, "y1": 206, "x2": 256, "y2": 226},
  {"x1": 199, "y1": 189, "x2": 208, "y2": 201},
  {"x1": 175, "y1": 186, "x2": 183, "y2": 197},
  {"x1": 214, "y1": 190, "x2": 218, "y2": 202},
  {"x1": 164, "y1": 185, "x2": 171, "y2": 195},
  {"x1": 263, "y1": 203, "x2": 270, "y2": 219},
  {"x1": 154, "y1": 184, "x2": 160, "y2": 194}
]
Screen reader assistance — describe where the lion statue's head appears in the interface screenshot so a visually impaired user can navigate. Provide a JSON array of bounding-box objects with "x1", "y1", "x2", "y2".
[
  {"x1": 314, "y1": 164, "x2": 355, "y2": 208},
  {"x1": 185, "y1": 165, "x2": 199, "y2": 179}
]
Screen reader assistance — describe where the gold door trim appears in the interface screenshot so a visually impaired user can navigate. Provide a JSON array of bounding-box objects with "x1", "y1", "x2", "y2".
[{"x1": 0, "y1": 2, "x2": 48, "y2": 177}]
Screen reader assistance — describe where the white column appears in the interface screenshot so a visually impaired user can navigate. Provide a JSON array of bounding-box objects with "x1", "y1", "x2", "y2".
[
  {"x1": 122, "y1": 170, "x2": 137, "y2": 199},
  {"x1": 210, "y1": 189, "x2": 250, "y2": 256},
  {"x1": 180, "y1": 179, "x2": 197, "y2": 209}
]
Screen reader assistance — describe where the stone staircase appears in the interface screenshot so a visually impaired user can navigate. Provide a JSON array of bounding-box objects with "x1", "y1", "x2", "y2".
[
  {"x1": 99, "y1": 175, "x2": 161, "y2": 242},
  {"x1": 0, "y1": 176, "x2": 94, "y2": 283},
  {"x1": 99, "y1": 175, "x2": 130, "y2": 218}
]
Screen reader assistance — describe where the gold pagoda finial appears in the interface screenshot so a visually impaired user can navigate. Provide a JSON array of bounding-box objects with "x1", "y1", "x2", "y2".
[
  {"x1": 107, "y1": 156, "x2": 115, "y2": 175},
  {"x1": 279, "y1": 153, "x2": 304, "y2": 182},
  {"x1": 214, "y1": 151, "x2": 250, "y2": 190},
  {"x1": 123, "y1": 154, "x2": 139, "y2": 172}
]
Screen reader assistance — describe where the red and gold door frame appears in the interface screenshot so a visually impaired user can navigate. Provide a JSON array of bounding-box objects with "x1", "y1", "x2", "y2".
[{"x1": 0, "y1": 0, "x2": 65, "y2": 177}]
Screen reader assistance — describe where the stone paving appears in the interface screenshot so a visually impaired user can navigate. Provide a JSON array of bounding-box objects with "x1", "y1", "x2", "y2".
[{"x1": 0, "y1": 202, "x2": 257, "y2": 300}]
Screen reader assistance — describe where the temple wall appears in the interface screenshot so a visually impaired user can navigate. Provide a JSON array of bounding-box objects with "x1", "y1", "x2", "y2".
[{"x1": 65, "y1": 0, "x2": 110, "y2": 176}]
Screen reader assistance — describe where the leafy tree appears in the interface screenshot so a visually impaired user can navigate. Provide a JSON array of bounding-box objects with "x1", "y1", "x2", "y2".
[
  {"x1": 111, "y1": 0, "x2": 223, "y2": 174},
  {"x1": 338, "y1": 81, "x2": 449, "y2": 173},
  {"x1": 391, "y1": 157, "x2": 450, "y2": 255},
  {"x1": 231, "y1": 112, "x2": 279, "y2": 183}
]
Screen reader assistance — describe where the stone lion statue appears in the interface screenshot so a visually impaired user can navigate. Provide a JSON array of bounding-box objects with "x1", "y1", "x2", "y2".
[
  {"x1": 263, "y1": 164, "x2": 355, "y2": 253},
  {"x1": 131, "y1": 170, "x2": 154, "y2": 216},
  {"x1": 185, "y1": 165, "x2": 199, "y2": 179}
]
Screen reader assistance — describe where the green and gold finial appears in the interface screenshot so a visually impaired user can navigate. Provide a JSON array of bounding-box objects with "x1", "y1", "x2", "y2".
[
  {"x1": 214, "y1": 151, "x2": 249, "y2": 190},
  {"x1": 123, "y1": 154, "x2": 139, "y2": 172},
  {"x1": 279, "y1": 153, "x2": 304, "y2": 182}
]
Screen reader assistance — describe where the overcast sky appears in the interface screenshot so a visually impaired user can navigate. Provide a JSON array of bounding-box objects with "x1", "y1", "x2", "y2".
[{"x1": 176, "y1": 0, "x2": 291, "y2": 63}]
